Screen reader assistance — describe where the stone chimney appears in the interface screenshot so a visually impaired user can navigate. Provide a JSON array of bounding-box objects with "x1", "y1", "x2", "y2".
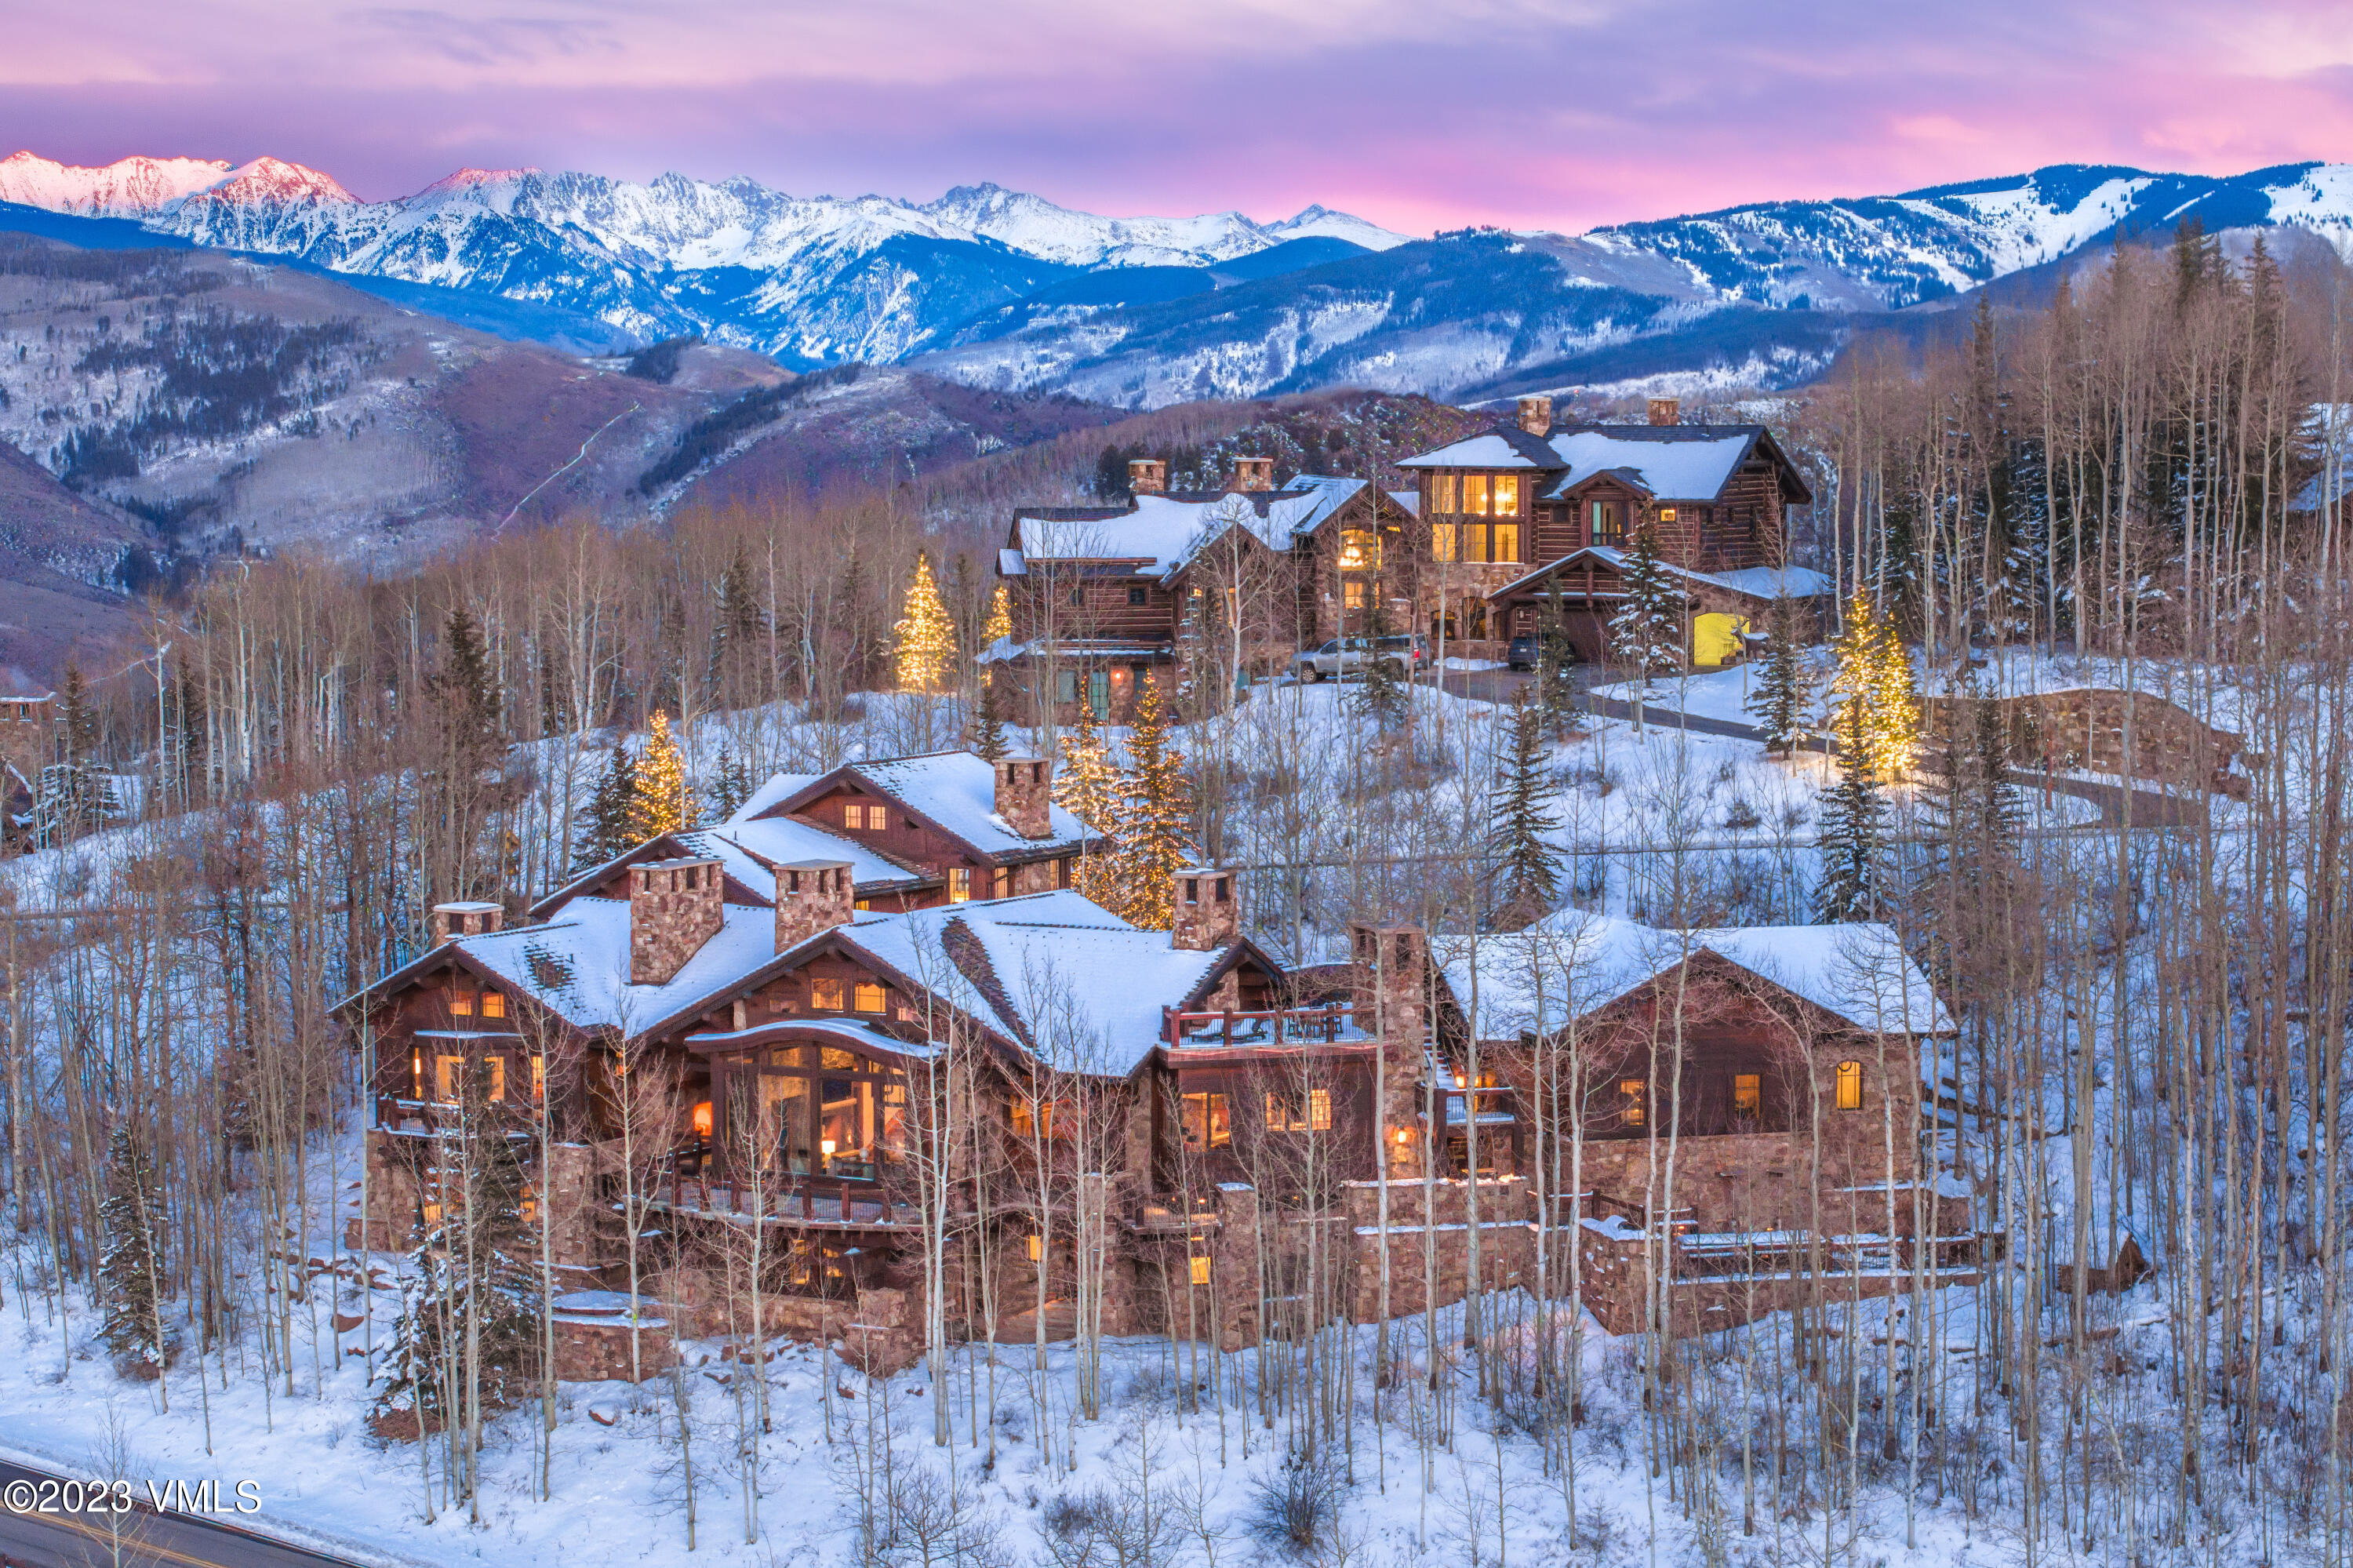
[
  {"x1": 431, "y1": 901, "x2": 504, "y2": 945},
  {"x1": 1129, "y1": 458, "x2": 1168, "y2": 495},
  {"x1": 1172, "y1": 866, "x2": 1239, "y2": 951},
  {"x1": 629, "y1": 856, "x2": 725, "y2": 986},
  {"x1": 1517, "y1": 395, "x2": 1552, "y2": 435},
  {"x1": 1227, "y1": 456, "x2": 1274, "y2": 493},
  {"x1": 1647, "y1": 396, "x2": 1682, "y2": 427},
  {"x1": 1350, "y1": 921, "x2": 1429, "y2": 1177},
  {"x1": 775, "y1": 859, "x2": 856, "y2": 953},
  {"x1": 994, "y1": 755, "x2": 1053, "y2": 840}
]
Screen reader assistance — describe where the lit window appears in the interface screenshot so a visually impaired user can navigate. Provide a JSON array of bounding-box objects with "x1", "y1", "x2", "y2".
[
  {"x1": 844, "y1": 802, "x2": 862, "y2": 829},
  {"x1": 853, "y1": 983, "x2": 886, "y2": 1014},
  {"x1": 1591, "y1": 501, "x2": 1624, "y2": 544},
  {"x1": 1835, "y1": 1060, "x2": 1864, "y2": 1111},
  {"x1": 948, "y1": 867, "x2": 971, "y2": 903},
  {"x1": 1027, "y1": 1234, "x2": 1044, "y2": 1262},
  {"x1": 856, "y1": 898, "x2": 871, "y2": 911},
  {"x1": 1181, "y1": 1092, "x2": 1231, "y2": 1148},
  {"x1": 1463, "y1": 474, "x2": 1491, "y2": 516},
  {"x1": 1011, "y1": 1099, "x2": 1034, "y2": 1137},
  {"x1": 449, "y1": 988, "x2": 474, "y2": 1017},
  {"x1": 1189, "y1": 1255, "x2": 1211, "y2": 1286},
  {"x1": 1344, "y1": 580, "x2": 1367, "y2": 610},
  {"x1": 481, "y1": 991, "x2": 506, "y2": 1020},
  {"x1": 1657, "y1": 507, "x2": 1678, "y2": 523},
  {"x1": 1431, "y1": 523, "x2": 1457, "y2": 563},
  {"x1": 1490, "y1": 522, "x2": 1519, "y2": 563},
  {"x1": 1492, "y1": 474, "x2": 1519, "y2": 515},
  {"x1": 1309, "y1": 1089, "x2": 1333, "y2": 1131},
  {"x1": 1619, "y1": 1079, "x2": 1645, "y2": 1126},
  {"x1": 1431, "y1": 474, "x2": 1458, "y2": 513},
  {"x1": 993, "y1": 867, "x2": 1013, "y2": 898},
  {"x1": 1464, "y1": 524, "x2": 1490, "y2": 564},
  {"x1": 485, "y1": 1057, "x2": 505, "y2": 1101},
  {"x1": 1733, "y1": 1074, "x2": 1760, "y2": 1116},
  {"x1": 531, "y1": 1055, "x2": 546, "y2": 1100},
  {"x1": 1339, "y1": 528, "x2": 1380, "y2": 571},
  {"x1": 435, "y1": 1056, "x2": 464, "y2": 1102},
  {"x1": 822, "y1": 1047, "x2": 857, "y2": 1068},
  {"x1": 810, "y1": 977, "x2": 846, "y2": 1010}
]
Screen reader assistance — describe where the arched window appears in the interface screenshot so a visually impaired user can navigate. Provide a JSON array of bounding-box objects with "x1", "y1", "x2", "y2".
[{"x1": 1835, "y1": 1060, "x2": 1863, "y2": 1111}]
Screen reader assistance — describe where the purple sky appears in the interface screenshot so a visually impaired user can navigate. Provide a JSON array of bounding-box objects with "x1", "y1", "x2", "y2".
[{"x1": 11, "y1": 1, "x2": 2353, "y2": 231}]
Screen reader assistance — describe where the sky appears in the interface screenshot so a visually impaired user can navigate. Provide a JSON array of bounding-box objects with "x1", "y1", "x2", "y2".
[{"x1": 9, "y1": 0, "x2": 2353, "y2": 233}]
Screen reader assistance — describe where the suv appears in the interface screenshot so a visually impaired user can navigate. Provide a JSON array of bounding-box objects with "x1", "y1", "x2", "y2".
[
  {"x1": 1292, "y1": 634, "x2": 1428, "y2": 682},
  {"x1": 1507, "y1": 634, "x2": 1580, "y2": 672}
]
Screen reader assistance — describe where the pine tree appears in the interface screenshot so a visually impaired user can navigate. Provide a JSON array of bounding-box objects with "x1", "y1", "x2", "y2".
[
  {"x1": 892, "y1": 552, "x2": 958, "y2": 693},
  {"x1": 1530, "y1": 590, "x2": 1580, "y2": 738},
  {"x1": 1490, "y1": 692, "x2": 1562, "y2": 929},
  {"x1": 573, "y1": 744, "x2": 641, "y2": 872},
  {"x1": 1107, "y1": 676, "x2": 1194, "y2": 930},
  {"x1": 1351, "y1": 607, "x2": 1409, "y2": 732},
  {"x1": 704, "y1": 742, "x2": 752, "y2": 822},
  {"x1": 632, "y1": 711, "x2": 690, "y2": 839},
  {"x1": 1053, "y1": 700, "x2": 1121, "y2": 834},
  {"x1": 972, "y1": 678, "x2": 1010, "y2": 763},
  {"x1": 99, "y1": 1125, "x2": 169, "y2": 1375},
  {"x1": 1745, "y1": 598, "x2": 1813, "y2": 758},
  {"x1": 1608, "y1": 520, "x2": 1682, "y2": 733},
  {"x1": 372, "y1": 1060, "x2": 540, "y2": 1436},
  {"x1": 1816, "y1": 694, "x2": 1885, "y2": 922},
  {"x1": 982, "y1": 584, "x2": 1014, "y2": 651},
  {"x1": 708, "y1": 548, "x2": 769, "y2": 700},
  {"x1": 1830, "y1": 595, "x2": 1918, "y2": 781}
]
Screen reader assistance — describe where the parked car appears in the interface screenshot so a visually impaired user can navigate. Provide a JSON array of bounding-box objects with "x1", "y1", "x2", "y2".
[
  {"x1": 1506, "y1": 633, "x2": 1580, "y2": 672},
  {"x1": 1292, "y1": 634, "x2": 1428, "y2": 682}
]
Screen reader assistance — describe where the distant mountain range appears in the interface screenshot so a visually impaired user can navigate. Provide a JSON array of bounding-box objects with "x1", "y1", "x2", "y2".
[{"x1": 6, "y1": 152, "x2": 2353, "y2": 406}]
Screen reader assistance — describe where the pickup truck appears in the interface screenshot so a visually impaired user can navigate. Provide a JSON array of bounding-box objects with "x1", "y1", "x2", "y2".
[{"x1": 1291, "y1": 635, "x2": 1427, "y2": 682}]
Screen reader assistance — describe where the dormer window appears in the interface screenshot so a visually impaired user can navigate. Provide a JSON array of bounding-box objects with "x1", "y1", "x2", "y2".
[{"x1": 1589, "y1": 500, "x2": 1625, "y2": 544}]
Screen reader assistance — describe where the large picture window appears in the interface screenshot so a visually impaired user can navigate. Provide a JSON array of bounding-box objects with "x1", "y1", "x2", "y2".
[{"x1": 723, "y1": 1043, "x2": 908, "y2": 1181}]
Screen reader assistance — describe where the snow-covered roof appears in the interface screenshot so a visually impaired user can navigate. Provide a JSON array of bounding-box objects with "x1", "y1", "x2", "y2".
[
  {"x1": 835, "y1": 752, "x2": 1093, "y2": 857},
  {"x1": 1538, "y1": 431, "x2": 1755, "y2": 501},
  {"x1": 1489, "y1": 547, "x2": 1831, "y2": 605},
  {"x1": 728, "y1": 772, "x2": 822, "y2": 824},
  {"x1": 453, "y1": 897, "x2": 783, "y2": 1036},
  {"x1": 828, "y1": 890, "x2": 1232, "y2": 1075},
  {"x1": 686, "y1": 821, "x2": 918, "y2": 893},
  {"x1": 1395, "y1": 432, "x2": 1551, "y2": 471},
  {"x1": 1010, "y1": 476, "x2": 1377, "y2": 582},
  {"x1": 1435, "y1": 913, "x2": 1951, "y2": 1039}
]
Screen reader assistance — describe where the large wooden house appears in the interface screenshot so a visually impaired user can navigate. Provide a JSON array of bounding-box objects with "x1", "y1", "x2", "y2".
[
  {"x1": 340, "y1": 757, "x2": 1970, "y2": 1374},
  {"x1": 1398, "y1": 396, "x2": 1825, "y2": 668},
  {"x1": 993, "y1": 460, "x2": 1421, "y2": 720}
]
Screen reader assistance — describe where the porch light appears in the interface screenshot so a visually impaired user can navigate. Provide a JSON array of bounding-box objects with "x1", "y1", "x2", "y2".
[
  {"x1": 693, "y1": 1101, "x2": 713, "y2": 1138},
  {"x1": 1395, "y1": 1127, "x2": 1413, "y2": 1144}
]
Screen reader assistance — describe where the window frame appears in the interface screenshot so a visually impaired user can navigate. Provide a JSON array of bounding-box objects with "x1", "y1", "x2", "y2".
[{"x1": 1834, "y1": 1060, "x2": 1864, "y2": 1111}]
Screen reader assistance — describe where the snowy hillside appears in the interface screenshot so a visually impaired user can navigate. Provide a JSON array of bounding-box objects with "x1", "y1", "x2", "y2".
[{"x1": 9, "y1": 151, "x2": 2353, "y2": 401}]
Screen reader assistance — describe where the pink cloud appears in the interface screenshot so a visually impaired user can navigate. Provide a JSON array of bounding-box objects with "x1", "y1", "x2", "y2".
[{"x1": 5, "y1": 0, "x2": 2353, "y2": 233}]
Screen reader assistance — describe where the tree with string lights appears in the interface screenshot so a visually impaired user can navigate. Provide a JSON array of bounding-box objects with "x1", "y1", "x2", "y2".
[{"x1": 893, "y1": 552, "x2": 959, "y2": 692}]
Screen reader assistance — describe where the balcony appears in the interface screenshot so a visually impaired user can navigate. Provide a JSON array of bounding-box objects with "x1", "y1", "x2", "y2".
[
  {"x1": 1162, "y1": 1002, "x2": 1371, "y2": 1051},
  {"x1": 653, "y1": 1169, "x2": 918, "y2": 1230}
]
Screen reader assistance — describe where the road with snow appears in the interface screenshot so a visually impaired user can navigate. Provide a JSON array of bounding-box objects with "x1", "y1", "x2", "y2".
[{"x1": 0, "y1": 1460, "x2": 364, "y2": 1568}]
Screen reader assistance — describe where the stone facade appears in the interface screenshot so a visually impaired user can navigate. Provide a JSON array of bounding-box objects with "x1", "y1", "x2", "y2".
[
  {"x1": 630, "y1": 857, "x2": 725, "y2": 985},
  {"x1": 994, "y1": 756, "x2": 1054, "y2": 840},
  {"x1": 429, "y1": 901, "x2": 503, "y2": 944},
  {"x1": 1171, "y1": 868, "x2": 1238, "y2": 951},
  {"x1": 1920, "y1": 687, "x2": 2249, "y2": 799},
  {"x1": 774, "y1": 859, "x2": 855, "y2": 951}
]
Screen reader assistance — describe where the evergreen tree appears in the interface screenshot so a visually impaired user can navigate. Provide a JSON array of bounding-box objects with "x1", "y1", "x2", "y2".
[
  {"x1": 1053, "y1": 700, "x2": 1121, "y2": 835},
  {"x1": 704, "y1": 741, "x2": 752, "y2": 822},
  {"x1": 972, "y1": 678, "x2": 1010, "y2": 763},
  {"x1": 1351, "y1": 607, "x2": 1409, "y2": 732},
  {"x1": 1107, "y1": 676, "x2": 1193, "y2": 930},
  {"x1": 631, "y1": 710, "x2": 690, "y2": 839},
  {"x1": 892, "y1": 552, "x2": 958, "y2": 693},
  {"x1": 1745, "y1": 598, "x2": 1813, "y2": 758},
  {"x1": 981, "y1": 584, "x2": 1014, "y2": 651},
  {"x1": 1816, "y1": 694, "x2": 1885, "y2": 922},
  {"x1": 708, "y1": 548, "x2": 769, "y2": 700},
  {"x1": 1608, "y1": 521, "x2": 1682, "y2": 733},
  {"x1": 1830, "y1": 595, "x2": 1919, "y2": 780},
  {"x1": 572, "y1": 744, "x2": 640, "y2": 873},
  {"x1": 432, "y1": 607, "x2": 502, "y2": 737},
  {"x1": 99, "y1": 1124, "x2": 169, "y2": 1374},
  {"x1": 372, "y1": 1061, "x2": 540, "y2": 1435},
  {"x1": 1530, "y1": 589, "x2": 1580, "y2": 737},
  {"x1": 1490, "y1": 692, "x2": 1562, "y2": 929}
]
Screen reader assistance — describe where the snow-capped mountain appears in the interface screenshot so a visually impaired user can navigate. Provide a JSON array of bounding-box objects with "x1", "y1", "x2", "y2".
[
  {"x1": 0, "y1": 152, "x2": 1411, "y2": 365},
  {"x1": 10, "y1": 152, "x2": 2353, "y2": 404}
]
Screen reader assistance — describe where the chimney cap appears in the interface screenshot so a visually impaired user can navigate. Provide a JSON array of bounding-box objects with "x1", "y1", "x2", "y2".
[
  {"x1": 638, "y1": 854, "x2": 723, "y2": 871},
  {"x1": 431, "y1": 900, "x2": 503, "y2": 914},
  {"x1": 1647, "y1": 396, "x2": 1682, "y2": 426},
  {"x1": 778, "y1": 858, "x2": 856, "y2": 873}
]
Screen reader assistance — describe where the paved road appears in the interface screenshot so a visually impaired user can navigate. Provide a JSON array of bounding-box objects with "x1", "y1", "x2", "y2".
[{"x1": 0, "y1": 1460, "x2": 365, "y2": 1568}]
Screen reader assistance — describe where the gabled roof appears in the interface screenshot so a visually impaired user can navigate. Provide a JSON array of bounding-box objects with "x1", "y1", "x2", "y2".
[
  {"x1": 767, "y1": 751, "x2": 1094, "y2": 861},
  {"x1": 1433, "y1": 913, "x2": 1952, "y2": 1041},
  {"x1": 1393, "y1": 426, "x2": 1563, "y2": 471},
  {"x1": 1008, "y1": 475, "x2": 1395, "y2": 582},
  {"x1": 527, "y1": 815, "x2": 912, "y2": 921},
  {"x1": 1487, "y1": 547, "x2": 1832, "y2": 605}
]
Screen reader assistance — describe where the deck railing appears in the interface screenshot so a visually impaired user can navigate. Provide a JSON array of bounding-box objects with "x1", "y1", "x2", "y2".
[{"x1": 1162, "y1": 1001, "x2": 1365, "y2": 1049}]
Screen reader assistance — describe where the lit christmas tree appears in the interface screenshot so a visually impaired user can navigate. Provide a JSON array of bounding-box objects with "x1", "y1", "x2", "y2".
[
  {"x1": 982, "y1": 584, "x2": 1013, "y2": 651},
  {"x1": 1829, "y1": 595, "x2": 1918, "y2": 781},
  {"x1": 1053, "y1": 699, "x2": 1122, "y2": 834},
  {"x1": 1109, "y1": 676, "x2": 1193, "y2": 929},
  {"x1": 893, "y1": 552, "x2": 959, "y2": 692},
  {"x1": 631, "y1": 710, "x2": 689, "y2": 840}
]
